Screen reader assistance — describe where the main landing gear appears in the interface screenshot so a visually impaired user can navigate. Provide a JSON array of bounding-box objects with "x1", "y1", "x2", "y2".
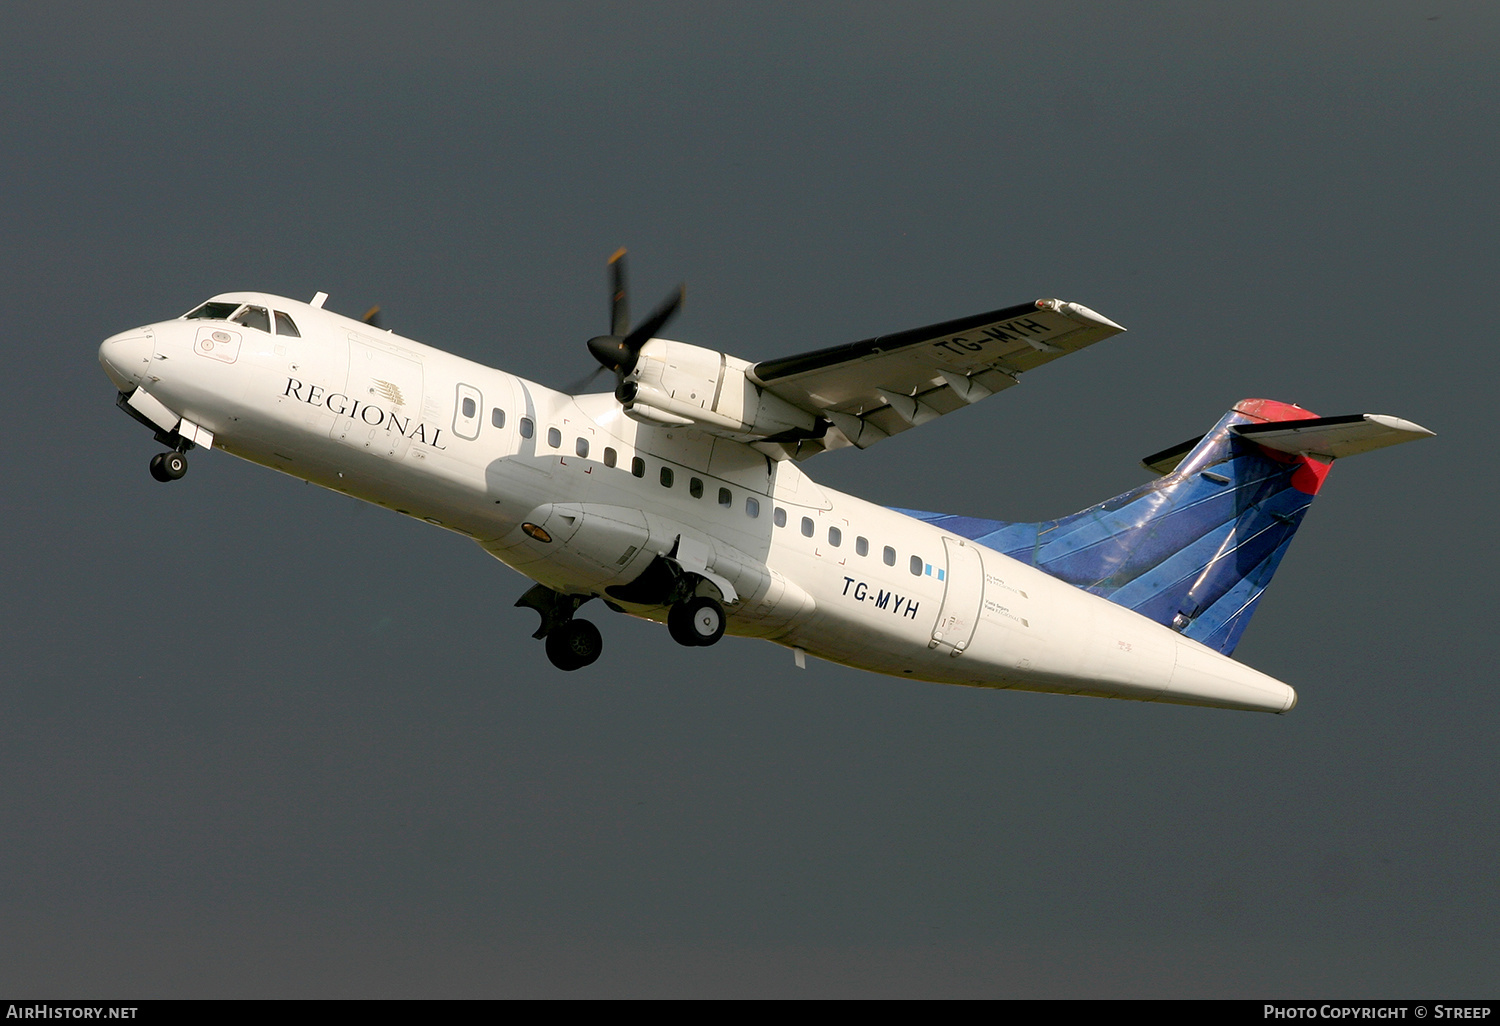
[
  {"x1": 516, "y1": 583, "x2": 729, "y2": 670},
  {"x1": 516, "y1": 583, "x2": 603, "y2": 671},
  {"x1": 667, "y1": 595, "x2": 726, "y2": 648},
  {"x1": 603, "y1": 551, "x2": 729, "y2": 650},
  {"x1": 545, "y1": 619, "x2": 603, "y2": 672},
  {"x1": 149, "y1": 450, "x2": 188, "y2": 482}
]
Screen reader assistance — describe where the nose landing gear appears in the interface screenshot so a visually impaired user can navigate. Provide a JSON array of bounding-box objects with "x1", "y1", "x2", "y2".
[{"x1": 149, "y1": 451, "x2": 188, "y2": 482}]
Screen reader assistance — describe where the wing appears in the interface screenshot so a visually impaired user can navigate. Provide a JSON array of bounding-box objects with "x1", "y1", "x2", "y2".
[{"x1": 750, "y1": 299, "x2": 1124, "y2": 455}]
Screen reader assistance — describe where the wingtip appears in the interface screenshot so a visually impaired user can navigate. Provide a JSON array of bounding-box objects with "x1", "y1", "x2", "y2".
[
  {"x1": 1365, "y1": 414, "x2": 1436, "y2": 441},
  {"x1": 1036, "y1": 298, "x2": 1126, "y2": 333}
]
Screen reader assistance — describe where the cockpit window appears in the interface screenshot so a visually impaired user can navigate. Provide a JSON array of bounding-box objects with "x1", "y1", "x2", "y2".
[
  {"x1": 231, "y1": 305, "x2": 271, "y2": 332},
  {"x1": 274, "y1": 311, "x2": 301, "y2": 337},
  {"x1": 185, "y1": 301, "x2": 240, "y2": 321}
]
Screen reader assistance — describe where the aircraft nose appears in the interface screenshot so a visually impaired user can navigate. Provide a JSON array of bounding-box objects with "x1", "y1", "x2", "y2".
[{"x1": 99, "y1": 330, "x2": 154, "y2": 390}]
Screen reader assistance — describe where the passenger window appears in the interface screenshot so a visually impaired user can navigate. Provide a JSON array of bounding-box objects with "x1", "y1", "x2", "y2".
[
  {"x1": 547, "y1": 427, "x2": 561, "y2": 448},
  {"x1": 519, "y1": 417, "x2": 534, "y2": 438},
  {"x1": 746, "y1": 496, "x2": 760, "y2": 518},
  {"x1": 689, "y1": 477, "x2": 704, "y2": 499},
  {"x1": 462, "y1": 397, "x2": 477, "y2": 419},
  {"x1": 883, "y1": 546, "x2": 896, "y2": 566},
  {"x1": 632, "y1": 457, "x2": 645, "y2": 478},
  {"x1": 274, "y1": 311, "x2": 301, "y2": 337},
  {"x1": 910, "y1": 555, "x2": 923, "y2": 576},
  {"x1": 491, "y1": 408, "x2": 505, "y2": 428},
  {"x1": 231, "y1": 305, "x2": 270, "y2": 332},
  {"x1": 660, "y1": 467, "x2": 674, "y2": 487},
  {"x1": 800, "y1": 517, "x2": 814, "y2": 538},
  {"x1": 603, "y1": 447, "x2": 617, "y2": 468},
  {"x1": 576, "y1": 437, "x2": 589, "y2": 458},
  {"x1": 829, "y1": 527, "x2": 842, "y2": 547},
  {"x1": 856, "y1": 536, "x2": 869, "y2": 556},
  {"x1": 774, "y1": 507, "x2": 787, "y2": 528},
  {"x1": 718, "y1": 487, "x2": 732, "y2": 508}
]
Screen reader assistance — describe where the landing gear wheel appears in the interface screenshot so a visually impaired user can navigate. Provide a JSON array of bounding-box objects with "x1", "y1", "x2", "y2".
[
  {"x1": 545, "y1": 618, "x2": 602, "y2": 671},
  {"x1": 668, "y1": 596, "x2": 726, "y2": 647},
  {"x1": 151, "y1": 451, "x2": 187, "y2": 482}
]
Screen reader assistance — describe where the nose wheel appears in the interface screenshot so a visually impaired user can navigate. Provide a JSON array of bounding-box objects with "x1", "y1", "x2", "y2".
[
  {"x1": 545, "y1": 619, "x2": 603, "y2": 671},
  {"x1": 668, "y1": 596, "x2": 726, "y2": 647},
  {"x1": 149, "y1": 451, "x2": 187, "y2": 482}
]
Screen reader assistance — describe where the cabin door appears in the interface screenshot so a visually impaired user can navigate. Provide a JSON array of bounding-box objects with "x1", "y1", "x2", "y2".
[
  {"x1": 333, "y1": 334, "x2": 425, "y2": 460},
  {"x1": 930, "y1": 537, "x2": 985, "y2": 656}
]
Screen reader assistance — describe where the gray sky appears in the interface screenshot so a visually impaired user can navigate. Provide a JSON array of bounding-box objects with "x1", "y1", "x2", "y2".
[{"x1": 1, "y1": 1, "x2": 1495, "y2": 997}]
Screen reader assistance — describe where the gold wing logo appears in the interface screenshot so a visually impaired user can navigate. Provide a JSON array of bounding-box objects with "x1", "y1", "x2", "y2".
[{"x1": 369, "y1": 379, "x2": 406, "y2": 406}]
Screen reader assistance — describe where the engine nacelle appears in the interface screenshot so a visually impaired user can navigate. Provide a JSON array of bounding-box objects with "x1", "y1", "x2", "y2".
[{"x1": 621, "y1": 339, "x2": 816, "y2": 439}]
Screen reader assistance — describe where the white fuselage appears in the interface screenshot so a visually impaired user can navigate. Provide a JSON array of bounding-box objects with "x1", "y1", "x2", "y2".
[{"x1": 99, "y1": 291, "x2": 1297, "y2": 713}]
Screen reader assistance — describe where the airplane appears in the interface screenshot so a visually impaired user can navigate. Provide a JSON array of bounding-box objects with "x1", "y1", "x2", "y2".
[{"x1": 97, "y1": 252, "x2": 1434, "y2": 713}]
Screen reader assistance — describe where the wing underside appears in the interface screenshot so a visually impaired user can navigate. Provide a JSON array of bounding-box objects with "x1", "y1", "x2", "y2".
[{"x1": 750, "y1": 299, "x2": 1124, "y2": 456}]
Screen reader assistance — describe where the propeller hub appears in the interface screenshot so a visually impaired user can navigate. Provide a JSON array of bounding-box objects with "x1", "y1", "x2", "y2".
[
  {"x1": 587, "y1": 334, "x2": 631, "y2": 373},
  {"x1": 576, "y1": 250, "x2": 682, "y2": 399}
]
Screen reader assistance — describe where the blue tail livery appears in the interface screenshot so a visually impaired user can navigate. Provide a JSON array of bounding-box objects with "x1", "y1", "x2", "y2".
[{"x1": 900, "y1": 399, "x2": 1433, "y2": 656}]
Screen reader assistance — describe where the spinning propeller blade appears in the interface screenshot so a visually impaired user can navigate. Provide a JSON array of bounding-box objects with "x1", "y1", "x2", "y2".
[
  {"x1": 609, "y1": 247, "x2": 629, "y2": 337},
  {"x1": 583, "y1": 249, "x2": 683, "y2": 400}
]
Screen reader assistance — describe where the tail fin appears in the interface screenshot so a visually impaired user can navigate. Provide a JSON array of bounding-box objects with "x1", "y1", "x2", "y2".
[{"x1": 904, "y1": 399, "x2": 1433, "y2": 655}]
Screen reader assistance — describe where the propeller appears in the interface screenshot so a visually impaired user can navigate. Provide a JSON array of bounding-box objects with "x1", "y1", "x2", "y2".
[
  {"x1": 362, "y1": 305, "x2": 383, "y2": 330},
  {"x1": 583, "y1": 248, "x2": 684, "y2": 401}
]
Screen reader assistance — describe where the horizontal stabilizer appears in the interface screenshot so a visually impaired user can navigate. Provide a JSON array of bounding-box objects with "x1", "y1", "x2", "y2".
[
  {"x1": 1234, "y1": 414, "x2": 1434, "y2": 461},
  {"x1": 1141, "y1": 434, "x2": 1205, "y2": 477}
]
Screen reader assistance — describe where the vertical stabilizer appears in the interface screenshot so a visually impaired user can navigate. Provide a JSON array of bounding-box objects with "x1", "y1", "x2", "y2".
[{"x1": 903, "y1": 399, "x2": 1432, "y2": 655}]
